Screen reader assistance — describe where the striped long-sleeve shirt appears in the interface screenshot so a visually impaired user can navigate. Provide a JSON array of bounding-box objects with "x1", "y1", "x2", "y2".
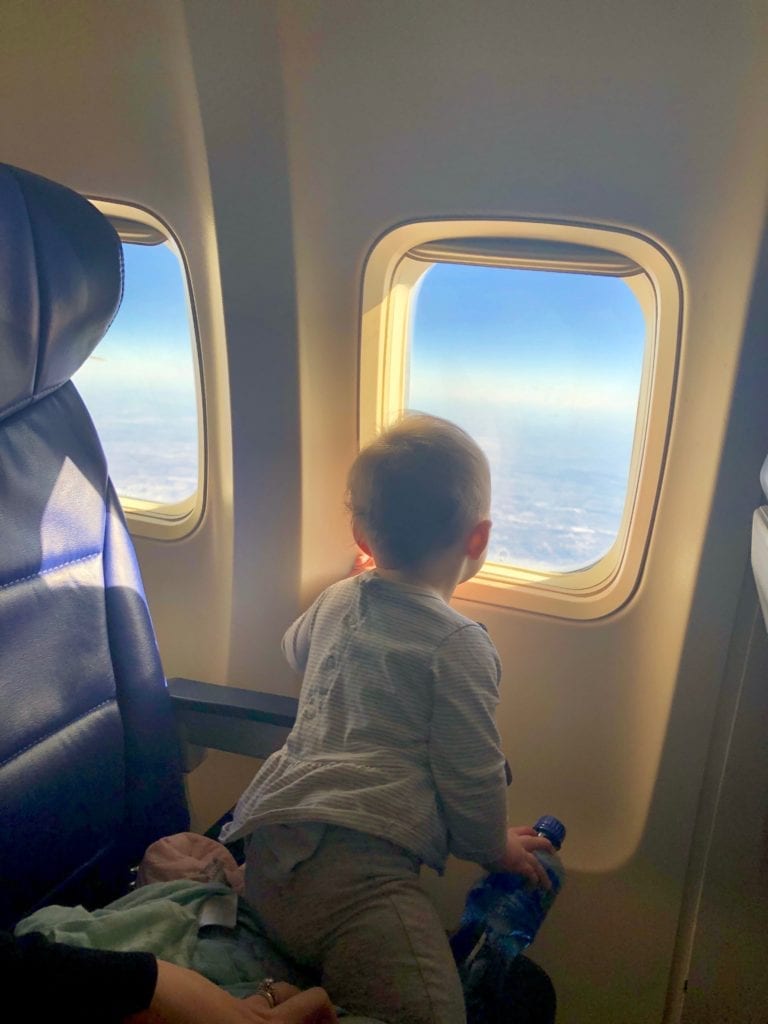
[{"x1": 221, "y1": 571, "x2": 509, "y2": 872}]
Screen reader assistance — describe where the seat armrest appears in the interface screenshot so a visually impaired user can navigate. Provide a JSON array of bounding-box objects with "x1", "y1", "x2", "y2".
[{"x1": 168, "y1": 677, "x2": 297, "y2": 762}]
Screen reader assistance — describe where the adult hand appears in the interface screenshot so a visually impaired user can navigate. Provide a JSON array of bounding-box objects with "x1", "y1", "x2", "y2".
[
  {"x1": 253, "y1": 985, "x2": 337, "y2": 1023},
  {"x1": 127, "y1": 960, "x2": 337, "y2": 1024}
]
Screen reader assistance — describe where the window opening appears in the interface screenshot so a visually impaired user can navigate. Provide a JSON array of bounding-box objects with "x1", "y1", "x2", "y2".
[
  {"x1": 73, "y1": 231, "x2": 199, "y2": 509},
  {"x1": 406, "y1": 262, "x2": 646, "y2": 573}
]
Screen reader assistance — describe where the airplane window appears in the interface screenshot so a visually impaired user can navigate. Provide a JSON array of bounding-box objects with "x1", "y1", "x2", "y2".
[
  {"x1": 361, "y1": 221, "x2": 679, "y2": 618},
  {"x1": 406, "y1": 263, "x2": 645, "y2": 573},
  {"x1": 72, "y1": 239, "x2": 199, "y2": 509}
]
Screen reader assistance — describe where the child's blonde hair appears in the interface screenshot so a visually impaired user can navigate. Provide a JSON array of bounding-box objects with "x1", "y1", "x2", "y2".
[{"x1": 347, "y1": 413, "x2": 490, "y2": 571}]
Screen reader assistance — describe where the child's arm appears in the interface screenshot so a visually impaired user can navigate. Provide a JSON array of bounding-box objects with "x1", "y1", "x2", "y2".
[
  {"x1": 281, "y1": 592, "x2": 328, "y2": 673},
  {"x1": 427, "y1": 625, "x2": 510, "y2": 869}
]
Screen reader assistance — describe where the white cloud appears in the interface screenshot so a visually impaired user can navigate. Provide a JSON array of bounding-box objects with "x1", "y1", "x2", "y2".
[{"x1": 410, "y1": 370, "x2": 639, "y2": 414}]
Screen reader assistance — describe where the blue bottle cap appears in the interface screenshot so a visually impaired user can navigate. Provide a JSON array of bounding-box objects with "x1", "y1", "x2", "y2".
[{"x1": 534, "y1": 815, "x2": 566, "y2": 850}]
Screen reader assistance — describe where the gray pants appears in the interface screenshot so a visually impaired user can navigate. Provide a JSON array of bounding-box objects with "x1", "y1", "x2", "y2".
[{"x1": 245, "y1": 825, "x2": 466, "y2": 1024}]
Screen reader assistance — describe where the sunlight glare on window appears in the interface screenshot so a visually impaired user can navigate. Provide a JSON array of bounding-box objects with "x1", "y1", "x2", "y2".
[
  {"x1": 407, "y1": 264, "x2": 646, "y2": 573},
  {"x1": 73, "y1": 241, "x2": 198, "y2": 506}
]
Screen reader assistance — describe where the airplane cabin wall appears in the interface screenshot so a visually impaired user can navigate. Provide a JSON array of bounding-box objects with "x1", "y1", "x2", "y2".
[
  {"x1": 272, "y1": 3, "x2": 768, "y2": 1021},
  {"x1": 0, "y1": 0, "x2": 241, "y2": 688},
  {"x1": 1, "y1": 2, "x2": 767, "y2": 1022}
]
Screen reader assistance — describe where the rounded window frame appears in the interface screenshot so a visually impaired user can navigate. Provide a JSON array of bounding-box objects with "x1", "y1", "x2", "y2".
[
  {"x1": 87, "y1": 198, "x2": 205, "y2": 542},
  {"x1": 359, "y1": 218, "x2": 682, "y2": 620}
]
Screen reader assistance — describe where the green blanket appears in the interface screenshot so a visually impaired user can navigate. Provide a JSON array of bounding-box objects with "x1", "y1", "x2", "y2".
[{"x1": 16, "y1": 879, "x2": 382, "y2": 1022}]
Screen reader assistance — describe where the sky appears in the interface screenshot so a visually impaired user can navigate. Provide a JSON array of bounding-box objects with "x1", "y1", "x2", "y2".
[
  {"x1": 407, "y1": 263, "x2": 646, "y2": 572},
  {"x1": 73, "y1": 246, "x2": 647, "y2": 573},
  {"x1": 72, "y1": 242, "x2": 198, "y2": 505}
]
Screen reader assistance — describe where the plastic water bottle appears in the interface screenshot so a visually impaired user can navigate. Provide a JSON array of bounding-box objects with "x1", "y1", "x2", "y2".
[{"x1": 451, "y1": 815, "x2": 566, "y2": 1005}]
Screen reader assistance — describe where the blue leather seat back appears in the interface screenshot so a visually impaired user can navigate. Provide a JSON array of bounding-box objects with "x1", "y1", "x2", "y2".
[{"x1": 0, "y1": 165, "x2": 189, "y2": 929}]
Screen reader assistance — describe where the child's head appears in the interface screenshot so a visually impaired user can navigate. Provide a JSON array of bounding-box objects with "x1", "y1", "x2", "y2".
[{"x1": 347, "y1": 414, "x2": 491, "y2": 574}]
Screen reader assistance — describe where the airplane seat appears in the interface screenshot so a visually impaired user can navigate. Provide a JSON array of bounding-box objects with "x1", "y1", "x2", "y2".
[{"x1": 0, "y1": 163, "x2": 189, "y2": 931}]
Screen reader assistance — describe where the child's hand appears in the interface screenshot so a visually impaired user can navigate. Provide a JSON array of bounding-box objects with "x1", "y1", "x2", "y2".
[
  {"x1": 484, "y1": 825, "x2": 554, "y2": 889},
  {"x1": 347, "y1": 549, "x2": 376, "y2": 577}
]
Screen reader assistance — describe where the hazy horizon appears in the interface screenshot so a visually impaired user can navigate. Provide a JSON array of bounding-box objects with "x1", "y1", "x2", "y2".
[{"x1": 74, "y1": 245, "x2": 645, "y2": 574}]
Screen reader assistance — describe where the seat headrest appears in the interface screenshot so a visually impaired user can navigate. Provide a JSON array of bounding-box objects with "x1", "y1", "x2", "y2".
[{"x1": 0, "y1": 164, "x2": 123, "y2": 422}]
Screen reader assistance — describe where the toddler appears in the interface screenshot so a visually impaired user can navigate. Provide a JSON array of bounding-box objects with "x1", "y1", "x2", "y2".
[{"x1": 222, "y1": 414, "x2": 553, "y2": 1024}]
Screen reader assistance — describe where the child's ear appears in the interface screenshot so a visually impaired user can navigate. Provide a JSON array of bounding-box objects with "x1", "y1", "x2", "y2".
[
  {"x1": 466, "y1": 519, "x2": 492, "y2": 559},
  {"x1": 352, "y1": 519, "x2": 372, "y2": 557}
]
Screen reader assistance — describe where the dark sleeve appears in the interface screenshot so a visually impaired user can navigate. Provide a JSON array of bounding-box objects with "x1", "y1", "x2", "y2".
[{"x1": 1, "y1": 930, "x2": 158, "y2": 1021}]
